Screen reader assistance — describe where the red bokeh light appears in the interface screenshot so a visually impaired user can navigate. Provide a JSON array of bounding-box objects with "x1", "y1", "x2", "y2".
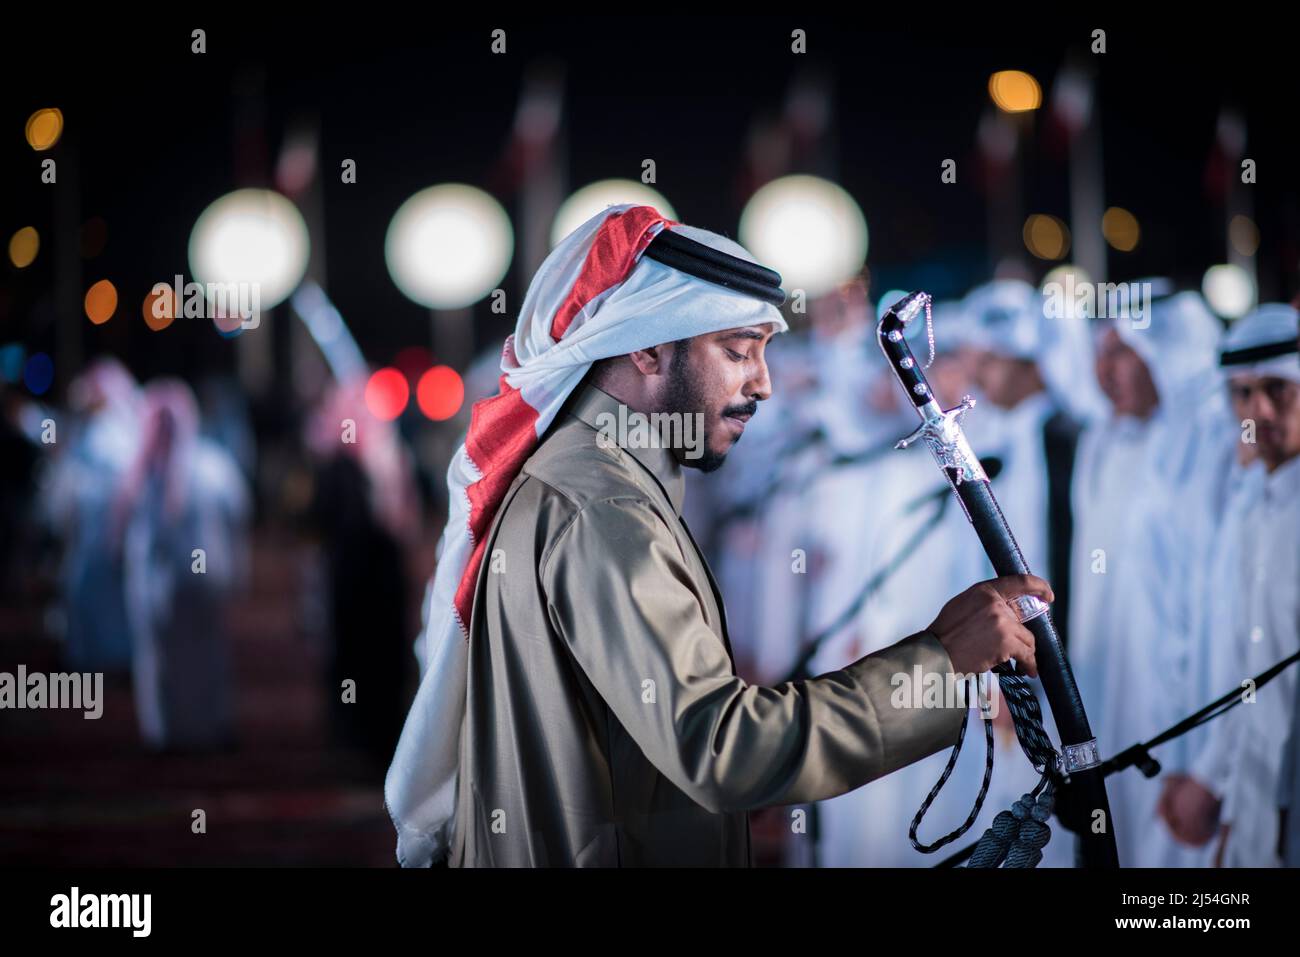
[
  {"x1": 417, "y1": 365, "x2": 465, "y2": 421},
  {"x1": 365, "y1": 367, "x2": 410, "y2": 421}
]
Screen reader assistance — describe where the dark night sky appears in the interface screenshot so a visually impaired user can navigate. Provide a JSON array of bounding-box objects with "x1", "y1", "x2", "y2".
[{"x1": 3, "y1": 15, "x2": 1297, "y2": 387}]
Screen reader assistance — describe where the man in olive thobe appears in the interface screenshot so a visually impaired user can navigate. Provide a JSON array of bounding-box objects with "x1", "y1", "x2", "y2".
[{"x1": 450, "y1": 337, "x2": 1046, "y2": 867}]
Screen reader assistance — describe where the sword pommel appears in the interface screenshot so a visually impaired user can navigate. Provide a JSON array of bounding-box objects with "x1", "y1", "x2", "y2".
[
  {"x1": 877, "y1": 290, "x2": 936, "y2": 409},
  {"x1": 888, "y1": 290, "x2": 932, "y2": 328}
]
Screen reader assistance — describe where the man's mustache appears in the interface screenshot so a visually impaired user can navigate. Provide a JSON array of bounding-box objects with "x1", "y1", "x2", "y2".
[{"x1": 722, "y1": 401, "x2": 758, "y2": 419}]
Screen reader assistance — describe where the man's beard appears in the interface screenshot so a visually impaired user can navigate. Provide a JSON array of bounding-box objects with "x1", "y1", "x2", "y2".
[{"x1": 661, "y1": 341, "x2": 752, "y2": 474}]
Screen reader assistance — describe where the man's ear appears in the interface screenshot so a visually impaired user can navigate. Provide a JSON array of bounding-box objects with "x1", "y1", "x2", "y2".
[{"x1": 628, "y1": 345, "x2": 665, "y2": 376}]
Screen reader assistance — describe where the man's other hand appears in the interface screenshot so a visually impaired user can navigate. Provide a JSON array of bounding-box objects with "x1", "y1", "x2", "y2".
[{"x1": 1156, "y1": 773, "x2": 1222, "y2": 846}]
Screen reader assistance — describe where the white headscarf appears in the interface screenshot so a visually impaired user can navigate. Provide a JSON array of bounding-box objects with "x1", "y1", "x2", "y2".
[
  {"x1": 385, "y1": 204, "x2": 787, "y2": 866},
  {"x1": 962, "y1": 279, "x2": 1043, "y2": 359},
  {"x1": 1113, "y1": 287, "x2": 1223, "y2": 408},
  {"x1": 962, "y1": 278, "x2": 1106, "y2": 422},
  {"x1": 1221, "y1": 303, "x2": 1300, "y2": 385}
]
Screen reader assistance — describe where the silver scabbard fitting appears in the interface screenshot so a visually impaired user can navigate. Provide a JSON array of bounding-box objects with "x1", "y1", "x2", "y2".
[
  {"x1": 1058, "y1": 739, "x2": 1102, "y2": 774},
  {"x1": 1008, "y1": 594, "x2": 1049, "y2": 624}
]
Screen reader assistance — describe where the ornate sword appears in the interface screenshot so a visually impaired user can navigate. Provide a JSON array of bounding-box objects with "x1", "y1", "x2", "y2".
[{"x1": 878, "y1": 290, "x2": 1119, "y2": 869}]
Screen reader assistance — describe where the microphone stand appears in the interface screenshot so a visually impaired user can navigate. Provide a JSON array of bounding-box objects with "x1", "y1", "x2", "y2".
[{"x1": 934, "y1": 648, "x2": 1300, "y2": 867}]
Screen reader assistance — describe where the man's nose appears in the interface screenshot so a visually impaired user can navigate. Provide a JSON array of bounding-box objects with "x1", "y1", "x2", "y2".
[
  {"x1": 1247, "y1": 390, "x2": 1278, "y2": 423},
  {"x1": 747, "y1": 355, "x2": 772, "y2": 402}
]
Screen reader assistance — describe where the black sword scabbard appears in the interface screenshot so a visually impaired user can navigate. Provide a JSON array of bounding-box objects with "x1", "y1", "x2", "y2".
[{"x1": 878, "y1": 291, "x2": 1119, "y2": 869}]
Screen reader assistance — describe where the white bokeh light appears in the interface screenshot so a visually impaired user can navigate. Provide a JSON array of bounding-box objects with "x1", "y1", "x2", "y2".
[
  {"x1": 1202, "y1": 263, "x2": 1256, "y2": 319},
  {"x1": 551, "y1": 181, "x2": 676, "y2": 248},
  {"x1": 740, "y1": 175, "x2": 868, "y2": 298},
  {"x1": 189, "y1": 189, "x2": 310, "y2": 309},
  {"x1": 386, "y1": 184, "x2": 513, "y2": 309}
]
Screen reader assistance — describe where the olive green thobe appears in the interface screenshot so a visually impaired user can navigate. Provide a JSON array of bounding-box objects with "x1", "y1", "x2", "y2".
[{"x1": 449, "y1": 383, "x2": 965, "y2": 866}]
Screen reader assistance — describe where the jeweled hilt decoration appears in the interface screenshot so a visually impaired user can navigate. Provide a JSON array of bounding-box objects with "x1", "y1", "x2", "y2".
[{"x1": 879, "y1": 292, "x2": 987, "y2": 488}]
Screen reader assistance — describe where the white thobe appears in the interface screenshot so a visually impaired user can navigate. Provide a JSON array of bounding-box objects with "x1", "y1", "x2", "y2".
[
  {"x1": 126, "y1": 441, "x2": 249, "y2": 750},
  {"x1": 1190, "y1": 454, "x2": 1300, "y2": 867},
  {"x1": 1132, "y1": 425, "x2": 1240, "y2": 868}
]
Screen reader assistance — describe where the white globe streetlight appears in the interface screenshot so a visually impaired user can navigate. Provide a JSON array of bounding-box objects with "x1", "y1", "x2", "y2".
[
  {"x1": 189, "y1": 188, "x2": 311, "y2": 311},
  {"x1": 740, "y1": 175, "x2": 868, "y2": 299},
  {"x1": 385, "y1": 184, "x2": 513, "y2": 309}
]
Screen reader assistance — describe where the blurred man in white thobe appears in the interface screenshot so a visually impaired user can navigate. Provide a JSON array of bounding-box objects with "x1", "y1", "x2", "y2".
[
  {"x1": 1158, "y1": 304, "x2": 1300, "y2": 867},
  {"x1": 1067, "y1": 286, "x2": 1229, "y2": 866}
]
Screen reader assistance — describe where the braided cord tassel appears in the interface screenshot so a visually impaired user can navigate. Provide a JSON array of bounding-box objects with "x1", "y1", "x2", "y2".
[
  {"x1": 993, "y1": 666, "x2": 1059, "y2": 773},
  {"x1": 909, "y1": 668, "x2": 1064, "y2": 868},
  {"x1": 962, "y1": 667, "x2": 1061, "y2": 868},
  {"x1": 910, "y1": 676, "x2": 995, "y2": 853},
  {"x1": 915, "y1": 670, "x2": 993, "y2": 852},
  {"x1": 968, "y1": 780, "x2": 1056, "y2": 869}
]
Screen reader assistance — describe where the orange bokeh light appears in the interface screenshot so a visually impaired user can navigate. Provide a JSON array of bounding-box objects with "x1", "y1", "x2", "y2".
[
  {"x1": 143, "y1": 286, "x2": 176, "y2": 332},
  {"x1": 25, "y1": 108, "x2": 64, "y2": 150},
  {"x1": 988, "y1": 71, "x2": 1041, "y2": 113},
  {"x1": 84, "y1": 279, "x2": 118, "y2": 325}
]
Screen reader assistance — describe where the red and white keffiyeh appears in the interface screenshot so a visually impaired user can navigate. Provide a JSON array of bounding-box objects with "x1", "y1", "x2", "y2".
[{"x1": 385, "y1": 203, "x2": 787, "y2": 866}]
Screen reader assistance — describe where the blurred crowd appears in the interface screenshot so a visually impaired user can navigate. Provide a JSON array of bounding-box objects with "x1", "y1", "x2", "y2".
[
  {"x1": 0, "y1": 360, "x2": 424, "y2": 769},
  {"x1": 686, "y1": 279, "x2": 1300, "y2": 868},
  {"x1": 2, "y1": 362, "x2": 251, "y2": 751}
]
